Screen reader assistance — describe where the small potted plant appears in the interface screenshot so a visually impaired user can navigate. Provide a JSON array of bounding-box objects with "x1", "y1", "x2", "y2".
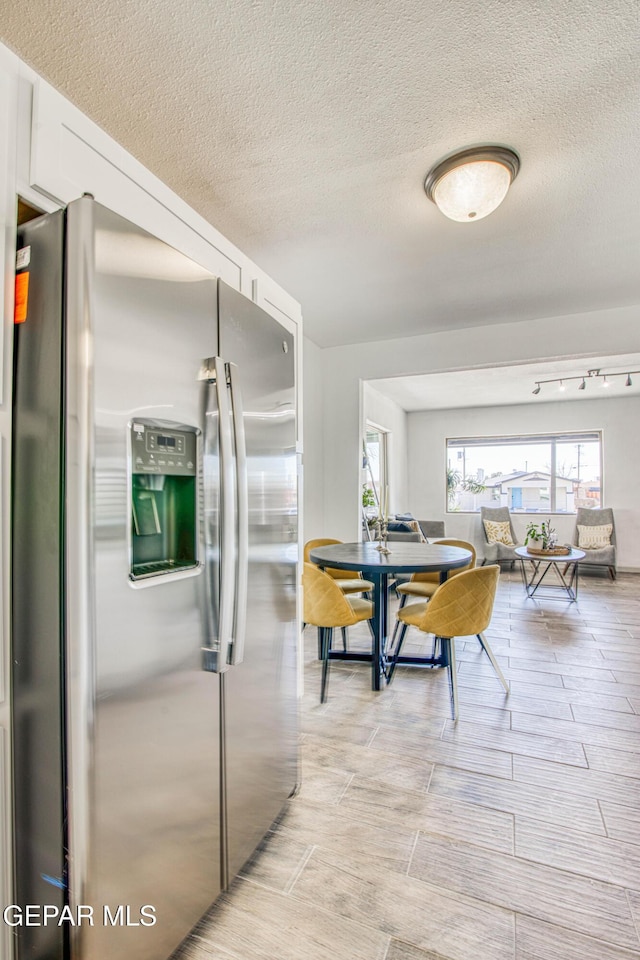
[
  {"x1": 524, "y1": 519, "x2": 561, "y2": 554},
  {"x1": 362, "y1": 486, "x2": 379, "y2": 532},
  {"x1": 362, "y1": 485, "x2": 377, "y2": 510}
]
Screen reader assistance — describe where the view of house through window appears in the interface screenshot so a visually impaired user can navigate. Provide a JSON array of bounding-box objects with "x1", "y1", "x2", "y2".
[
  {"x1": 446, "y1": 432, "x2": 602, "y2": 513},
  {"x1": 362, "y1": 424, "x2": 389, "y2": 519}
]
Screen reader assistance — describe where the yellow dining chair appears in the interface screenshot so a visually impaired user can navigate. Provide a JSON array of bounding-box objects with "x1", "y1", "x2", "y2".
[
  {"x1": 396, "y1": 538, "x2": 476, "y2": 602},
  {"x1": 304, "y1": 538, "x2": 374, "y2": 650},
  {"x1": 304, "y1": 538, "x2": 374, "y2": 595},
  {"x1": 303, "y1": 563, "x2": 374, "y2": 703},
  {"x1": 391, "y1": 539, "x2": 476, "y2": 646},
  {"x1": 391, "y1": 565, "x2": 507, "y2": 720}
]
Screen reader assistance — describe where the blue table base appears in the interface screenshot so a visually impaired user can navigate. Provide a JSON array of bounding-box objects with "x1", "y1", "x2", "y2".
[{"x1": 327, "y1": 570, "x2": 448, "y2": 690}]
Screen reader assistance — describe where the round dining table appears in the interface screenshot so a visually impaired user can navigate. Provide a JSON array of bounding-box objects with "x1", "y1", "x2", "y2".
[{"x1": 308, "y1": 541, "x2": 473, "y2": 690}]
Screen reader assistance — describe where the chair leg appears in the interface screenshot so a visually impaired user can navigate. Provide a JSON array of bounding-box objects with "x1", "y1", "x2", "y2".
[
  {"x1": 387, "y1": 622, "x2": 408, "y2": 681},
  {"x1": 477, "y1": 632, "x2": 509, "y2": 692},
  {"x1": 396, "y1": 621, "x2": 409, "y2": 656},
  {"x1": 320, "y1": 627, "x2": 333, "y2": 703},
  {"x1": 609, "y1": 566, "x2": 616, "y2": 580},
  {"x1": 442, "y1": 636, "x2": 459, "y2": 721},
  {"x1": 391, "y1": 594, "x2": 408, "y2": 644},
  {"x1": 341, "y1": 626, "x2": 348, "y2": 651}
]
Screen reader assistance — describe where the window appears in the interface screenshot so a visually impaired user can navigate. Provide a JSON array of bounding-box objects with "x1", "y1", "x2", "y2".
[
  {"x1": 362, "y1": 424, "x2": 389, "y2": 517},
  {"x1": 446, "y1": 431, "x2": 602, "y2": 514}
]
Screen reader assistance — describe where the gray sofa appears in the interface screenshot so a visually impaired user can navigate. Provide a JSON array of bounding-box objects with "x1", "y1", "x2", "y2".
[
  {"x1": 480, "y1": 506, "x2": 520, "y2": 567},
  {"x1": 386, "y1": 519, "x2": 445, "y2": 542}
]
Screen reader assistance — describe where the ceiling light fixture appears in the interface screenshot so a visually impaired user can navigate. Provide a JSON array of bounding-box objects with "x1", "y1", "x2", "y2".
[
  {"x1": 424, "y1": 145, "x2": 520, "y2": 222},
  {"x1": 531, "y1": 367, "x2": 640, "y2": 396}
]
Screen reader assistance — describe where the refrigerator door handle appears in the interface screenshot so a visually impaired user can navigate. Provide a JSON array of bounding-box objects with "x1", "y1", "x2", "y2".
[
  {"x1": 228, "y1": 362, "x2": 248, "y2": 665},
  {"x1": 200, "y1": 356, "x2": 235, "y2": 672}
]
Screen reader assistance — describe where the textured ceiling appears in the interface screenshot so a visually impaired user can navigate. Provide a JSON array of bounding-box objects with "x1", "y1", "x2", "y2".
[
  {"x1": 1, "y1": 0, "x2": 639, "y2": 347},
  {"x1": 368, "y1": 353, "x2": 640, "y2": 411}
]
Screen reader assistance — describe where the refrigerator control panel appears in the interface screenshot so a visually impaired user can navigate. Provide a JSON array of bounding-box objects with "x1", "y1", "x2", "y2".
[
  {"x1": 131, "y1": 423, "x2": 196, "y2": 476},
  {"x1": 146, "y1": 431, "x2": 186, "y2": 455}
]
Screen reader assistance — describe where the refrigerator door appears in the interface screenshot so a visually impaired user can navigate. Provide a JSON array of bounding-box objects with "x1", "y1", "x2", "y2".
[
  {"x1": 217, "y1": 282, "x2": 298, "y2": 885},
  {"x1": 12, "y1": 210, "x2": 67, "y2": 960},
  {"x1": 65, "y1": 199, "x2": 222, "y2": 960}
]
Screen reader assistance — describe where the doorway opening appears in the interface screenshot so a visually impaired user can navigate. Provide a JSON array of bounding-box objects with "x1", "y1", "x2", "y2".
[{"x1": 362, "y1": 421, "x2": 389, "y2": 537}]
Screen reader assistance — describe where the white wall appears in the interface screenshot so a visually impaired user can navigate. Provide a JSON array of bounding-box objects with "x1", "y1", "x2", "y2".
[
  {"x1": 314, "y1": 306, "x2": 640, "y2": 543},
  {"x1": 362, "y1": 381, "x2": 408, "y2": 516},
  {"x1": 303, "y1": 335, "x2": 325, "y2": 539},
  {"x1": 406, "y1": 395, "x2": 640, "y2": 570}
]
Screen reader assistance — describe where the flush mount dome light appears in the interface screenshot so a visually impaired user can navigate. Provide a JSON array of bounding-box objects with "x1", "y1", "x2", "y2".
[{"x1": 424, "y1": 146, "x2": 520, "y2": 222}]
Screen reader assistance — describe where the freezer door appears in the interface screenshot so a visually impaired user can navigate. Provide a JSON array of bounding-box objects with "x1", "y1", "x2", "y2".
[
  {"x1": 12, "y1": 210, "x2": 67, "y2": 960},
  {"x1": 64, "y1": 198, "x2": 222, "y2": 960},
  {"x1": 217, "y1": 282, "x2": 298, "y2": 886}
]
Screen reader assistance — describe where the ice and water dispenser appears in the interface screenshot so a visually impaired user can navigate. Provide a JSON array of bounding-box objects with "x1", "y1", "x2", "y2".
[{"x1": 129, "y1": 420, "x2": 199, "y2": 580}]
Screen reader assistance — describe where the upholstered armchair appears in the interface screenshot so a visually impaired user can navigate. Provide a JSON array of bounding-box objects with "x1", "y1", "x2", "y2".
[
  {"x1": 572, "y1": 507, "x2": 617, "y2": 579},
  {"x1": 480, "y1": 506, "x2": 520, "y2": 568}
]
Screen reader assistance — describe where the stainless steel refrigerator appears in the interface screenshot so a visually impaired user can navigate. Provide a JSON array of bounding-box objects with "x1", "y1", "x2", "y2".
[{"x1": 11, "y1": 196, "x2": 298, "y2": 960}]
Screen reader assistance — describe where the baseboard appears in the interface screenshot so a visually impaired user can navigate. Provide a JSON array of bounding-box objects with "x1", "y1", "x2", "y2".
[{"x1": 482, "y1": 558, "x2": 640, "y2": 575}]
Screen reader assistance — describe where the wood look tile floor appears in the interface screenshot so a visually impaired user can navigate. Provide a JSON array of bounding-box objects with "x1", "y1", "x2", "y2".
[{"x1": 177, "y1": 570, "x2": 640, "y2": 960}]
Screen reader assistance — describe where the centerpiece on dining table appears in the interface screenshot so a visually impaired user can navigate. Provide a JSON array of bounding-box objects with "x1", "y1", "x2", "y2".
[
  {"x1": 524, "y1": 519, "x2": 571, "y2": 556},
  {"x1": 373, "y1": 486, "x2": 392, "y2": 555}
]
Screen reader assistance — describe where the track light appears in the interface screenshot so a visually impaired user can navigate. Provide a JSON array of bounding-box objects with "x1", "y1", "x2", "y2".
[{"x1": 531, "y1": 367, "x2": 639, "y2": 395}]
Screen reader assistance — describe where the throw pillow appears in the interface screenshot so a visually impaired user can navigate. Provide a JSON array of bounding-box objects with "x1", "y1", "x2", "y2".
[
  {"x1": 407, "y1": 519, "x2": 427, "y2": 542},
  {"x1": 483, "y1": 519, "x2": 515, "y2": 546},
  {"x1": 577, "y1": 523, "x2": 613, "y2": 549}
]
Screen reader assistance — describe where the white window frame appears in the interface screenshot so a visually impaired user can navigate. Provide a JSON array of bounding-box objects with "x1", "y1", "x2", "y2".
[
  {"x1": 445, "y1": 430, "x2": 603, "y2": 515},
  {"x1": 363, "y1": 421, "x2": 390, "y2": 516}
]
